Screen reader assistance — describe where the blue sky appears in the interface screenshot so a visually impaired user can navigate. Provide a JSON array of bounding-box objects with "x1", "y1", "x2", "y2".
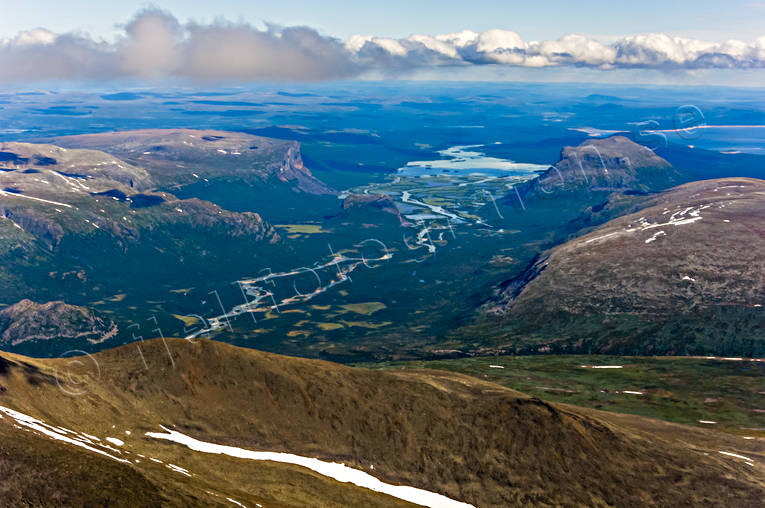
[
  {"x1": 0, "y1": 1, "x2": 763, "y2": 85},
  {"x1": 1, "y1": 0, "x2": 762, "y2": 42}
]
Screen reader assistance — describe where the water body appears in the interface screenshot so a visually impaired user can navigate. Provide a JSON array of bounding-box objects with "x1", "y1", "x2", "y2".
[
  {"x1": 399, "y1": 145, "x2": 548, "y2": 177},
  {"x1": 185, "y1": 247, "x2": 392, "y2": 339}
]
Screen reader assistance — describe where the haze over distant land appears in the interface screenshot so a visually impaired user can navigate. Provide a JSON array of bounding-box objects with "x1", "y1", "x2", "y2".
[{"x1": 1, "y1": 8, "x2": 764, "y2": 85}]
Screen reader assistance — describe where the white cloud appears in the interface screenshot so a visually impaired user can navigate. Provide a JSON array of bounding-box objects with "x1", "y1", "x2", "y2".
[
  {"x1": 361, "y1": 30, "x2": 765, "y2": 72},
  {"x1": 406, "y1": 34, "x2": 459, "y2": 59},
  {"x1": 120, "y1": 9, "x2": 182, "y2": 77},
  {"x1": 435, "y1": 30, "x2": 479, "y2": 48},
  {"x1": 0, "y1": 9, "x2": 763, "y2": 83},
  {"x1": 474, "y1": 29, "x2": 526, "y2": 53},
  {"x1": 535, "y1": 34, "x2": 616, "y2": 66},
  {"x1": 6, "y1": 28, "x2": 57, "y2": 47}
]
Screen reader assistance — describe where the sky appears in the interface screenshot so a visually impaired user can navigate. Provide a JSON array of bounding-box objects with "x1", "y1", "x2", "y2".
[
  {"x1": 2, "y1": 0, "x2": 763, "y2": 42},
  {"x1": 0, "y1": 1, "x2": 764, "y2": 85}
]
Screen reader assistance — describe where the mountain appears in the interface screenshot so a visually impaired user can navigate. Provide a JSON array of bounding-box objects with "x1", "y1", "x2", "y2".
[
  {"x1": 0, "y1": 339, "x2": 762, "y2": 507},
  {"x1": 41, "y1": 129, "x2": 334, "y2": 203},
  {"x1": 0, "y1": 140, "x2": 287, "y2": 352},
  {"x1": 0, "y1": 141, "x2": 153, "y2": 190},
  {"x1": 0, "y1": 299, "x2": 116, "y2": 348},
  {"x1": 335, "y1": 193, "x2": 406, "y2": 226},
  {"x1": 515, "y1": 135, "x2": 680, "y2": 199},
  {"x1": 38, "y1": 129, "x2": 340, "y2": 223},
  {"x1": 482, "y1": 177, "x2": 765, "y2": 356},
  {"x1": 493, "y1": 136, "x2": 685, "y2": 233},
  {"x1": 470, "y1": 136, "x2": 686, "y2": 279}
]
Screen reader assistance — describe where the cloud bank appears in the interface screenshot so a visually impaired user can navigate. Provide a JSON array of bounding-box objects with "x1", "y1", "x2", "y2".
[{"x1": 1, "y1": 9, "x2": 764, "y2": 82}]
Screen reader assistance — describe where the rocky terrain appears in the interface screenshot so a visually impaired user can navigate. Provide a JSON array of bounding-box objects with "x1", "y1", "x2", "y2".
[
  {"x1": 0, "y1": 339, "x2": 762, "y2": 507},
  {"x1": 0, "y1": 299, "x2": 116, "y2": 347},
  {"x1": 42, "y1": 129, "x2": 334, "y2": 195},
  {"x1": 484, "y1": 177, "x2": 765, "y2": 356},
  {"x1": 0, "y1": 141, "x2": 153, "y2": 190}
]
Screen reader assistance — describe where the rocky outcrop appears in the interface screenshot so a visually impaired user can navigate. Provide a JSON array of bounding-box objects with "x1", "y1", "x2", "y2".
[
  {"x1": 0, "y1": 300, "x2": 117, "y2": 347},
  {"x1": 278, "y1": 141, "x2": 334, "y2": 194}
]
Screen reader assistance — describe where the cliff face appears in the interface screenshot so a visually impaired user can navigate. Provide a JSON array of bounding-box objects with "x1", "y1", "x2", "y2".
[
  {"x1": 0, "y1": 299, "x2": 117, "y2": 347},
  {"x1": 278, "y1": 140, "x2": 334, "y2": 194}
]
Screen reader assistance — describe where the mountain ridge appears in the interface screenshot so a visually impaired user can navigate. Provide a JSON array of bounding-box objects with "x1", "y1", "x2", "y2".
[{"x1": 0, "y1": 338, "x2": 763, "y2": 506}]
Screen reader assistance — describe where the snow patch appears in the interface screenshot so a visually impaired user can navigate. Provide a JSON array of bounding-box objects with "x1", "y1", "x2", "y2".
[
  {"x1": 146, "y1": 427, "x2": 475, "y2": 508},
  {"x1": 167, "y1": 463, "x2": 192, "y2": 477},
  {"x1": 645, "y1": 230, "x2": 666, "y2": 244},
  {"x1": 0, "y1": 405, "x2": 129, "y2": 464},
  {"x1": 719, "y1": 450, "x2": 754, "y2": 463}
]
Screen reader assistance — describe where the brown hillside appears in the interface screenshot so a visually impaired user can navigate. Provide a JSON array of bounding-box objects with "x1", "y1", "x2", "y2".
[{"x1": 0, "y1": 339, "x2": 763, "y2": 507}]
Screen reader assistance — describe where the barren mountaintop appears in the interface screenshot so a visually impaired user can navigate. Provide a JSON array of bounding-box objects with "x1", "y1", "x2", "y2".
[
  {"x1": 41, "y1": 129, "x2": 334, "y2": 195},
  {"x1": 487, "y1": 177, "x2": 765, "y2": 355}
]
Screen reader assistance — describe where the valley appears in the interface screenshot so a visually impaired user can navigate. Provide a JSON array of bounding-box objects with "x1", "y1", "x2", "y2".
[{"x1": 0, "y1": 82, "x2": 764, "y2": 506}]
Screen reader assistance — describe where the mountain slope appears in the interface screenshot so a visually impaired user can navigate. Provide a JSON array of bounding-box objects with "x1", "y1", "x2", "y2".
[
  {"x1": 0, "y1": 416, "x2": 170, "y2": 507},
  {"x1": 0, "y1": 140, "x2": 293, "y2": 357},
  {"x1": 483, "y1": 177, "x2": 765, "y2": 355},
  {"x1": 0, "y1": 141, "x2": 154, "y2": 190},
  {"x1": 0, "y1": 339, "x2": 763, "y2": 507},
  {"x1": 42, "y1": 129, "x2": 334, "y2": 195},
  {"x1": 491, "y1": 136, "x2": 685, "y2": 237}
]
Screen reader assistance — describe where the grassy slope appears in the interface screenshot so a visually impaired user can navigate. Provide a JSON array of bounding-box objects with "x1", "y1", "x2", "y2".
[
  {"x1": 0, "y1": 418, "x2": 170, "y2": 507},
  {"x1": 361, "y1": 355, "x2": 765, "y2": 437},
  {"x1": 0, "y1": 339, "x2": 763, "y2": 506}
]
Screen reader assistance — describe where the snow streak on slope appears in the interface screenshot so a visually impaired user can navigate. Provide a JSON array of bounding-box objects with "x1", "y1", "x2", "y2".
[
  {"x1": 0, "y1": 405, "x2": 129, "y2": 463},
  {"x1": 146, "y1": 426, "x2": 475, "y2": 508}
]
